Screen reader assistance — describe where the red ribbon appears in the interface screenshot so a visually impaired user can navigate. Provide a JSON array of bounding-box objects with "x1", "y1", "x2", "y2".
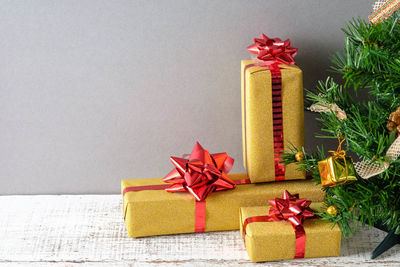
[
  {"x1": 244, "y1": 34, "x2": 297, "y2": 181},
  {"x1": 242, "y1": 190, "x2": 314, "y2": 259},
  {"x1": 123, "y1": 178, "x2": 250, "y2": 196}
]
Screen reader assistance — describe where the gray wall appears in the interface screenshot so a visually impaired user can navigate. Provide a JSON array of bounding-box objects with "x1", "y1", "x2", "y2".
[{"x1": 0, "y1": 0, "x2": 374, "y2": 194}]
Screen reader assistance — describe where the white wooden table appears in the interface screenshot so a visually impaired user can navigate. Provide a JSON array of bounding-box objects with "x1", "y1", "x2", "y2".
[{"x1": 0, "y1": 195, "x2": 398, "y2": 266}]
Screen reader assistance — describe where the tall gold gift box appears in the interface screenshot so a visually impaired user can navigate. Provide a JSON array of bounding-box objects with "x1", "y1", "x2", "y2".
[
  {"x1": 122, "y1": 173, "x2": 324, "y2": 237},
  {"x1": 240, "y1": 204, "x2": 341, "y2": 262},
  {"x1": 242, "y1": 60, "x2": 305, "y2": 183}
]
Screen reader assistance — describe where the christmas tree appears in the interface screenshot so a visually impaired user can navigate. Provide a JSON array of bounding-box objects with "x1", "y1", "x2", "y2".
[{"x1": 283, "y1": 11, "x2": 400, "y2": 240}]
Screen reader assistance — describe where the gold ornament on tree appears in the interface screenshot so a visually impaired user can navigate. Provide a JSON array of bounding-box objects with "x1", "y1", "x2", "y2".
[
  {"x1": 295, "y1": 151, "x2": 304, "y2": 162},
  {"x1": 326, "y1": 206, "x2": 338, "y2": 216}
]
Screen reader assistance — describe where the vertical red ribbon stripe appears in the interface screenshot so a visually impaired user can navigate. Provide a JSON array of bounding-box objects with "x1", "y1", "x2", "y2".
[
  {"x1": 194, "y1": 178, "x2": 250, "y2": 232},
  {"x1": 269, "y1": 65, "x2": 285, "y2": 181},
  {"x1": 195, "y1": 200, "x2": 206, "y2": 232},
  {"x1": 243, "y1": 63, "x2": 285, "y2": 181},
  {"x1": 294, "y1": 225, "x2": 306, "y2": 258}
]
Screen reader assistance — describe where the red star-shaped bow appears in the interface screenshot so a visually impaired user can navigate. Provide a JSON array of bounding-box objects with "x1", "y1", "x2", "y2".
[
  {"x1": 163, "y1": 142, "x2": 236, "y2": 201},
  {"x1": 248, "y1": 33, "x2": 297, "y2": 65},
  {"x1": 268, "y1": 190, "x2": 314, "y2": 227}
]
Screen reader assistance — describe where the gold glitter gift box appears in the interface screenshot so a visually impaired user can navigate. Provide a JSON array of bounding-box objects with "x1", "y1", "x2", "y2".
[
  {"x1": 122, "y1": 173, "x2": 324, "y2": 237},
  {"x1": 240, "y1": 204, "x2": 341, "y2": 262},
  {"x1": 242, "y1": 60, "x2": 305, "y2": 183}
]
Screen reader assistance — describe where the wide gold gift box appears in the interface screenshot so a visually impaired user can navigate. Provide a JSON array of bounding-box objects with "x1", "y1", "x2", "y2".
[
  {"x1": 242, "y1": 60, "x2": 305, "y2": 183},
  {"x1": 240, "y1": 204, "x2": 341, "y2": 262},
  {"x1": 122, "y1": 173, "x2": 324, "y2": 237}
]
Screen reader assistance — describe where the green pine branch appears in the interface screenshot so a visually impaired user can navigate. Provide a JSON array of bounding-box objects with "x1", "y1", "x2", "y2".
[{"x1": 283, "y1": 12, "x2": 400, "y2": 237}]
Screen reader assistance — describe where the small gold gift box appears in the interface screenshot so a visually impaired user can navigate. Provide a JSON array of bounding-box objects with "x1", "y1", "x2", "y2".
[{"x1": 318, "y1": 155, "x2": 357, "y2": 187}]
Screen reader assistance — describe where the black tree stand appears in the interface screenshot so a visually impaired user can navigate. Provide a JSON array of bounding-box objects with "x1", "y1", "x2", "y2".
[{"x1": 371, "y1": 222, "x2": 400, "y2": 259}]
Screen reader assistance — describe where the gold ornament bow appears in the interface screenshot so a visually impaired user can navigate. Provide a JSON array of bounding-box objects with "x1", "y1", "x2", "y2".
[{"x1": 328, "y1": 137, "x2": 347, "y2": 160}]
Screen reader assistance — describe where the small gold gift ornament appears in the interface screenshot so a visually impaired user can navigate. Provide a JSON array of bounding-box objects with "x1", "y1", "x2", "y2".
[{"x1": 318, "y1": 138, "x2": 357, "y2": 187}]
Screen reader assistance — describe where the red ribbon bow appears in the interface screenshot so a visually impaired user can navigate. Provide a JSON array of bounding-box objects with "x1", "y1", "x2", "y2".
[
  {"x1": 163, "y1": 142, "x2": 236, "y2": 201},
  {"x1": 242, "y1": 190, "x2": 314, "y2": 259},
  {"x1": 247, "y1": 33, "x2": 297, "y2": 65},
  {"x1": 268, "y1": 190, "x2": 314, "y2": 228}
]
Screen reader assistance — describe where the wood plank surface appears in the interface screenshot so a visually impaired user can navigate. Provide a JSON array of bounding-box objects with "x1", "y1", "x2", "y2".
[{"x1": 0, "y1": 195, "x2": 398, "y2": 266}]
